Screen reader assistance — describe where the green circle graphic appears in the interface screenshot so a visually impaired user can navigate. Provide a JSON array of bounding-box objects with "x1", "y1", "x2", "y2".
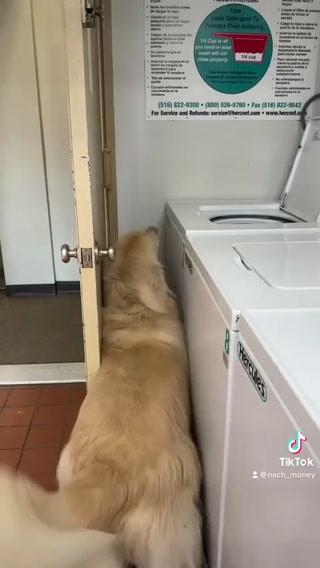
[{"x1": 194, "y1": 3, "x2": 273, "y2": 95}]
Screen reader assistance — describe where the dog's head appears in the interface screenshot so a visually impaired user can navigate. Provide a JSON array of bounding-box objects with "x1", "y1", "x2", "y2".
[
  {"x1": 105, "y1": 227, "x2": 173, "y2": 314},
  {"x1": 115, "y1": 226, "x2": 160, "y2": 271}
]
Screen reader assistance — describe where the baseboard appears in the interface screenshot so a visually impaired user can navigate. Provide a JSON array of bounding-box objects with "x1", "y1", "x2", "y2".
[
  {"x1": 56, "y1": 281, "x2": 80, "y2": 294},
  {"x1": 6, "y1": 283, "x2": 56, "y2": 297},
  {"x1": 5, "y1": 281, "x2": 80, "y2": 297},
  {"x1": 0, "y1": 362, "x2": 86, "y2": 385}
]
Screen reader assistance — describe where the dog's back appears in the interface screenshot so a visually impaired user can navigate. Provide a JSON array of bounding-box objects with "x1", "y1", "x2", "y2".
[{"x1": 57, "y1": 229, "x2": 203, "y2": 568}]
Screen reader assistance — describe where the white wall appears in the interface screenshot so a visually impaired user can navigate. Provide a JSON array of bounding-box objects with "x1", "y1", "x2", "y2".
[
  {"x1": 111, "y1": 0, "x2": 319, "y2": 235},
  {"x1": 0, "y1": 0, "x2": 79, "y2": 287},
  {"x1": 0, "y1": 0, "x2": 55, "y2": 287},
  {"x1": 33, "y1": 0, "x2": 79, "y2": 283}
]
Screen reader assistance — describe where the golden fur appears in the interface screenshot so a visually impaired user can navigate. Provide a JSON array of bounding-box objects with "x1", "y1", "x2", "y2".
[
  {"x1": 56, "y1": 228, "x2": 203, "y2": 568},
  {"x1": 0, "y1": 465, "x2": 123, "y2": 568}
]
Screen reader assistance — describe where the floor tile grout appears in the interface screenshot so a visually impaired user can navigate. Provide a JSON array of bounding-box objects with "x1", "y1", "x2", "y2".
[
  {"x1": 0, "y1": 384, "x2": 85, "y2": 490},
  {"x1": 17, "y1": 414, "x2": 34, "y2": 469}
]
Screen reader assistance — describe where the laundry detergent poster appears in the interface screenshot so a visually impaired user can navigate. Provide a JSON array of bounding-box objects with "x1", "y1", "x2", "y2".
[{"x1": 145, "y1": 0, "x2": 320, "y2": 120}]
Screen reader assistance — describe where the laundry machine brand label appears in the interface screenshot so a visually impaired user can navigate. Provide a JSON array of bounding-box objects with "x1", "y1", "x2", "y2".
[
  {"x1": 184, "y1": 251, "x2": 193, "y2": 275},
  {"x1": 237, "y1": 342, "x2": 267, "y2": 402}
]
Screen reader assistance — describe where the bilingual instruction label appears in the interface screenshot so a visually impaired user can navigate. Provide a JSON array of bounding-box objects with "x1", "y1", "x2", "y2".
[{"x1": 145, "y1": 0, "x2": 320, "y2": 120}]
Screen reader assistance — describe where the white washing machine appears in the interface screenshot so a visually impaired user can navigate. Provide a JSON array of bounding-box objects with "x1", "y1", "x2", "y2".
[
  {"x1": 182, "y1": 231, "x2": 320, "y2": 568},
  {"x1": 222, "y1": 308, "x2": 320, "y2": 568},
  {"x1": 165, "y1": 117, "x2": 320, "y2": 300}
]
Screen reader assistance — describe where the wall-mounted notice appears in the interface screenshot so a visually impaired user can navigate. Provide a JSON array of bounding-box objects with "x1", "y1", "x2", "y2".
[{"x1": 145, "y1": 0, "x2": 320, "y2": 120}]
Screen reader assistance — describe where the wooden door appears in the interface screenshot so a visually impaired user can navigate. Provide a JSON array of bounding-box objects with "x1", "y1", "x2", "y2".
[{"x1": 62, "y1": 0, "x2": 115, "y2": 382}]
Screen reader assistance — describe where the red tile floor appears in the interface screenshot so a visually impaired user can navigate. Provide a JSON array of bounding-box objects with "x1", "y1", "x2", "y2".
[{"x1": 0, "y1": 383, "x2": 86, "y2": 491}]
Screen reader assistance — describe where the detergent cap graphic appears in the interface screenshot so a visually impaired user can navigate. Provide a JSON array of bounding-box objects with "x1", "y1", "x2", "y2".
[{"x1": 288, "y1": 431, "x2": 307, "y2": 454}]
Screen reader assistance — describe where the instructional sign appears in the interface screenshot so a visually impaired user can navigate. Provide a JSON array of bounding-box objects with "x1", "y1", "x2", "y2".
[{"x1": 145, "y1": 0, "x2": 320, "y2": 120}]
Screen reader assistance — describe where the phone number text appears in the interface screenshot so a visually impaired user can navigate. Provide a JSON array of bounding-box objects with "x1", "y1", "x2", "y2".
[{"x1": 157, "y1": 101, "x2": 302, "y2": 110}]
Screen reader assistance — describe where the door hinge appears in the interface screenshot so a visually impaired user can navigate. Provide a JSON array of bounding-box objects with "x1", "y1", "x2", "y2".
[
  {"x1": 81, "y1": 248, "x2": 93, "y2": 268},
  {"x1": 81, "y1": 0, "x2": 103, "y2": 28}
]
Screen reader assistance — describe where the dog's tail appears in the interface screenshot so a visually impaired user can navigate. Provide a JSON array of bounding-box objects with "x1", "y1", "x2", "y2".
[
  {"x1": 0, "y1": 465, "x2": 126, "y2": 568},
  {"x1": 119, "y1": 491, "x2": 203, "y2": 568}
]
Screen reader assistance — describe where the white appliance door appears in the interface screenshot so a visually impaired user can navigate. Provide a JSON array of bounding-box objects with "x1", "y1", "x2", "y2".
[
  {"x1": 221, "y1": 337, "x2": 320, "y2": 568},
  {"x1": 183, "y1": 253, "x2": 231, "y2": 568},
  {"x1": 233, "y1": 241, "x2": 320, "y2": 290}
]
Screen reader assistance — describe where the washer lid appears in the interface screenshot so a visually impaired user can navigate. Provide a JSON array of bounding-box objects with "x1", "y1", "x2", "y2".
[
  {"x1": 234, "y1": 241, "x2": 320, "y2": 289},
  {"x1": 280, "y1": 118, "x2": 320, "y2": 222}
]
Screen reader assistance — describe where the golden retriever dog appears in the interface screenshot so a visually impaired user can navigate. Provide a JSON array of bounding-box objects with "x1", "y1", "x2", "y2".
[
  {"x1": 56, "y1": 227, "x2": 202, "y2": 568},
  {"x1": 0, "y1": 465, "x2": 124, "y2": 568}
]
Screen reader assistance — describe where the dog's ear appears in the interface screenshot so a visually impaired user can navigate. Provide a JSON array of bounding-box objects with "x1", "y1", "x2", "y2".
[{"x1": 137, "y1": 267, "x2": 170, "y2": 314}]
